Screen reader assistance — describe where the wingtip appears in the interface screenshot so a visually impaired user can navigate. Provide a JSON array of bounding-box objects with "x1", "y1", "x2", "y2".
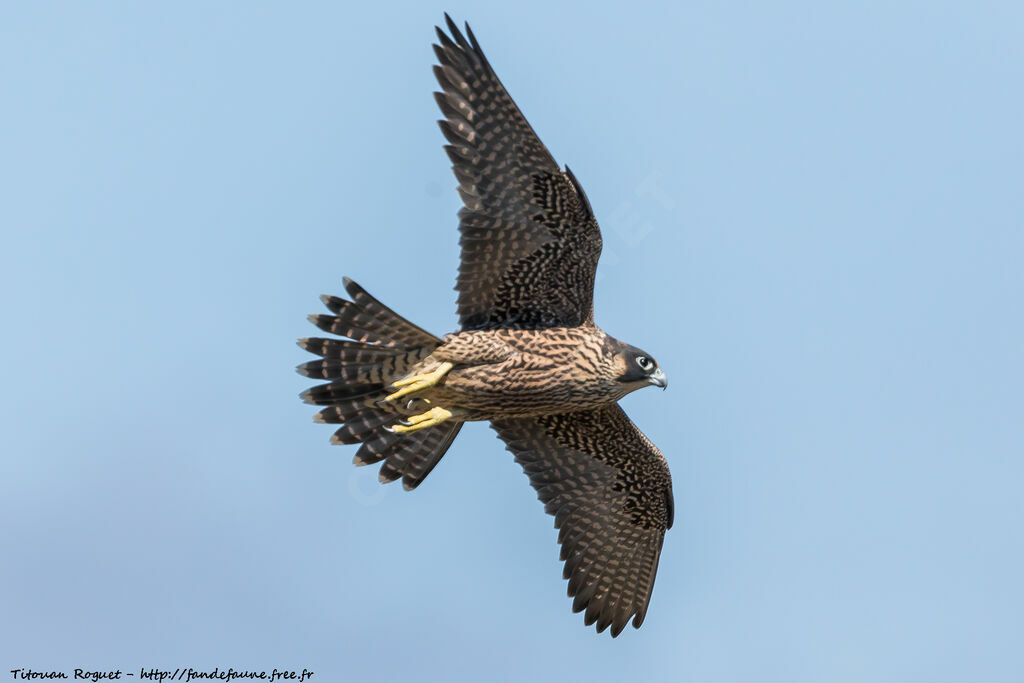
[
  {"x1": 434, "y1": 25, "x2": 449, "y2": 46},
  {"x1": 465, "y1": 21, "x2": 480, "y2": 51},
  {"x1": 443, "y1": 13, "x2": 457, "y2": 41},
  {"x1": 444, "y1": 13, "x2": 468, "y2": 46},
  {"x1": 342, "y1": 277, "x2": 365, "y2": 299}
]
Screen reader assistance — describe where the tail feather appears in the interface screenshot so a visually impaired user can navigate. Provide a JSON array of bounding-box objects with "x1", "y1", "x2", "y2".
[
  {"x1": 297, "y1": 359, "x2": 378, "y2": 381},
  {"x1": 355, "y1": 422, "x2": 464, "y2": 491},
  {"x1": 309, "y1": 278, "x2": 441, "y2": 348},
  {"x1": 298, "y1": 337, "x2": 410, "y2": 363},
  {"x1": 382, "y1": 422, "x2": 464, "y2": 490},
  {"x1": 308, "y1": 310, "x2": 399, "y2": 346},
  {"x1": 299, "y1": 278, "x2": 461, "y2": 491},
  {"x1": 330, "y1": 412, "x2": 396, "y2": 444},
  {"x1": 354, "y1": 430, "x2": 404, "y2": 466},
  {"x1": 296, "y1": 347, "x2": 433, "y2": 383},
  {"x1": 300, "y1": 381, "x2": 382, "y2": 406},
  {"x1": 342, "y1": 277, "x2": 439, "y2": 347}
]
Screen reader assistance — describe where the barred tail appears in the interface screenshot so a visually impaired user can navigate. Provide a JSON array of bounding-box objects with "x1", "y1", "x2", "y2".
[{"x1": 297, "y1": 277, "x2": 462, "y2": 490}]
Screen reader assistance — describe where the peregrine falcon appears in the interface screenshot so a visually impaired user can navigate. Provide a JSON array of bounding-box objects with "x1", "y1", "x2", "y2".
[{"x1": 298, "y1": 15, "x2": 673, "y2": 637}]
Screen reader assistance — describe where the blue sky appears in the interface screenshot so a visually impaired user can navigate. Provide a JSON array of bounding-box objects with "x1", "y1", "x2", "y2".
[{"x1": 1, "y1": 2, "x2": 1022, "y2": 681}]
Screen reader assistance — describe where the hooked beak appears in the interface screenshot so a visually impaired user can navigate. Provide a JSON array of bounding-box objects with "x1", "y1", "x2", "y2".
[{"x1": 648, "y1": 368, "x2": 668, "y2": 390}]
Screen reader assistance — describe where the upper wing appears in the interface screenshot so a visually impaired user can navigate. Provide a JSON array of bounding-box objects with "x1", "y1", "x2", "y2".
[
  {"x1": 434, "y1": 15, "x2": 603, "y2": 330},
  {"x1": 491, "y1": 405, "x2": 674, "y2": 637}
]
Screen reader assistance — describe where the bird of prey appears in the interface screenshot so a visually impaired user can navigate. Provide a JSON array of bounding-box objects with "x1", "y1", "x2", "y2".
[{"x1": 298, "y1": 15, "x2": 673, "y2": 637}]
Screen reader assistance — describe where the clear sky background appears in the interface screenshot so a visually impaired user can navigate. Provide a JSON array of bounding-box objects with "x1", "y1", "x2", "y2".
[{"x1": 2, "y1": 2, "x2": 1022, "y2": 681}]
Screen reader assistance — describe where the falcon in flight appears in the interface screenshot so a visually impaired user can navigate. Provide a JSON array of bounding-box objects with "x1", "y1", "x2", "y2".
[{"x1": 299, "y1": 15, "x2": 673, "y2": 637}]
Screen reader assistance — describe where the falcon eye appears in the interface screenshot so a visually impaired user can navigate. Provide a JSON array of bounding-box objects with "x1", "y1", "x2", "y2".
[{"x1": 636, "y1": 356, "x2": 653, "y2": 371}]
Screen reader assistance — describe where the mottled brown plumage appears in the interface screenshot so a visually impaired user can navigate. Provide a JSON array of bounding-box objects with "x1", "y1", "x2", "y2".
[{"x1": 298, "y1": 14, "x2": 673, "y2": 637}]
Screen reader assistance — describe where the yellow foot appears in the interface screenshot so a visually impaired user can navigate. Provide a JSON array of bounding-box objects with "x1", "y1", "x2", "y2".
[
  {"x1": 385, "y1": 361, "x2": 453, "y2": 402},
  {"x1": 387, "y1": 406, "x2": 455, "y2": 434}
]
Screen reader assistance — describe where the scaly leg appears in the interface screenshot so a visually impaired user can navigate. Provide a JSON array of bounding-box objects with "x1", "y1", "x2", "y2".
[
  {"x1": 384, "y1": 361, "x2": 453, "y2": 403},
  {"x1": 387, "y1": 406, "x2": 457, "y2": 434}
]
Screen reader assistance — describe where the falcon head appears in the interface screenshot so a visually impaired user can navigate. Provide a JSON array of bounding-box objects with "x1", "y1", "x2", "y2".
[{"x1": 614, "y1": 344, "x2": 667, "y2": 391}]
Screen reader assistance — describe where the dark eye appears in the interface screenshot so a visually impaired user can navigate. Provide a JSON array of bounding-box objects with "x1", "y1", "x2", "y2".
[{"x1": 636, "y1": 356, "x2": 652, "y2": 371}]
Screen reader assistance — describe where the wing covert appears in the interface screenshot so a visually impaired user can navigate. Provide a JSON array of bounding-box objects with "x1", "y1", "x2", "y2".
[
  {"x1": 434, "y1": 15, "x2": 603, "y2": 330},
  {"x1": 491, "y1": 405, "x2": 673, "y2": 636}
]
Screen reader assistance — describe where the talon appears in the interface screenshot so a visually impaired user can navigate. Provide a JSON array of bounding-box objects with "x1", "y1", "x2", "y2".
[
  {"x1": 385, "y1": 362, "x2": 453, "y2": 402},
  {"x1": 406, "y1": 397, "x2": 431, "y2": 410},
  {"x1": 388, "y1": 406, "x2": 456, "y2": 434}
]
